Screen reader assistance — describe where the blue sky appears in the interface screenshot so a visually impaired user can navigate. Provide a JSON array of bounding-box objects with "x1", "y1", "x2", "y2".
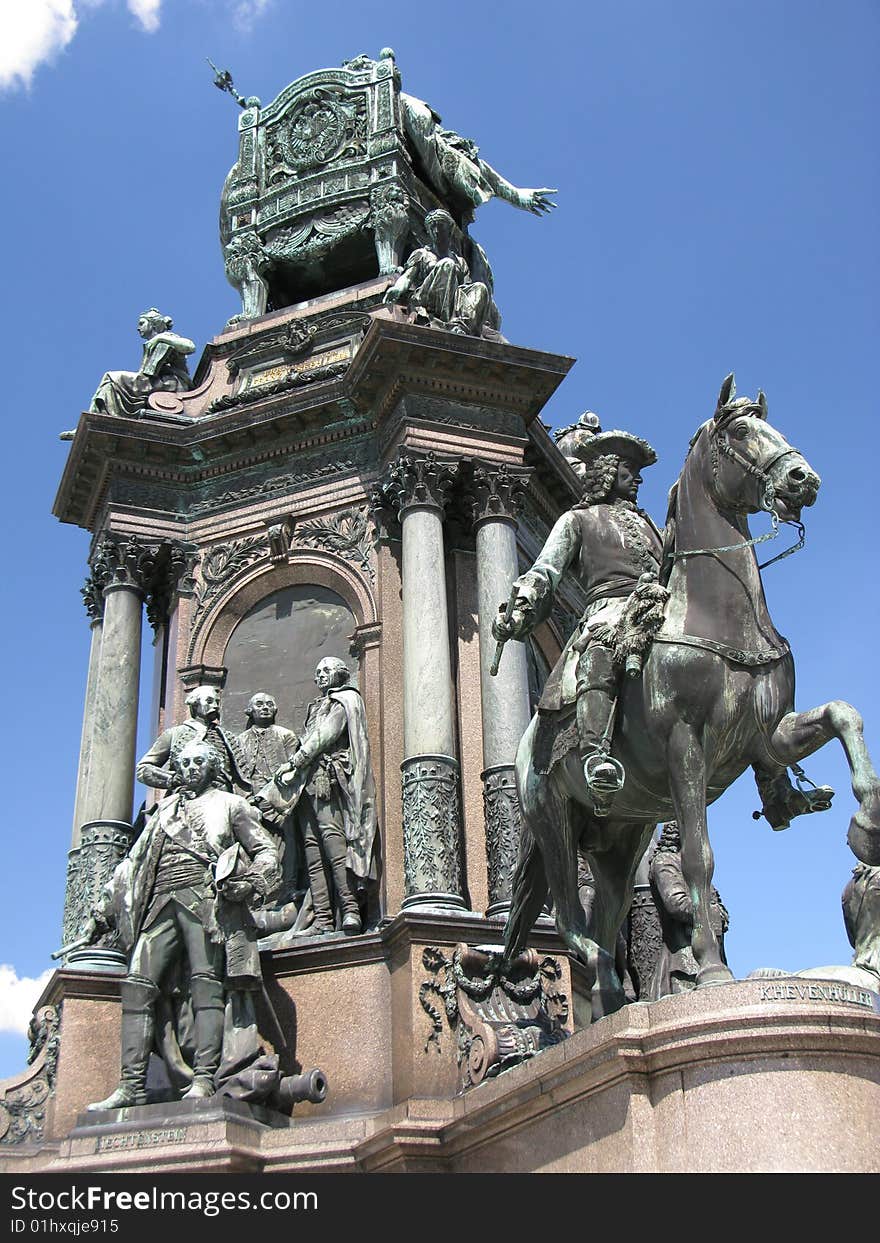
[{"x1": 0, "y1": 1, "x2": 877, "y2": 1077}]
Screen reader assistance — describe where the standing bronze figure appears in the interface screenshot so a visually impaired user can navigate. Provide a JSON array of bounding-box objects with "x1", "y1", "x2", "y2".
[{"x1": 500, "y1": 375, "x2": 880, "y2": 1016}]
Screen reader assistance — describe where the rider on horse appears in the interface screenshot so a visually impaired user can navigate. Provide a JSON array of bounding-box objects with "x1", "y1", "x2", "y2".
[
  {"x1": 493, "y1": 418, "x2": 663, "y2": 816},
  {"x1": 494, "y1": 408, "x2": 831, "y2": 826}
]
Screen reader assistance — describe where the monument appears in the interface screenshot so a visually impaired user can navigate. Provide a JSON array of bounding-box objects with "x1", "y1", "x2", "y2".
[{"x1": 0, "y1": 48, "x2": 877, "y2": 1175}]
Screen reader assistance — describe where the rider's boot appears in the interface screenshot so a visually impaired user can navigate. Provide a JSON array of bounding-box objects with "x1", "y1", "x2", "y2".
[
  {"x1": 576, "y1": 644, "x2": 624, "y2": 817},
  {"x1": 87, "y1": 978, "x2": 158, "y2": 1110},
  {"x1": 752, "y1": 764, "x2": 834, "y2": 830}
]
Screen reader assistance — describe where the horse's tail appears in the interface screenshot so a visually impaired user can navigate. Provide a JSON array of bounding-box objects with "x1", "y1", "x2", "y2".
[{"x1": 503, "y1": 822, "x2": 548, "y2": 965}]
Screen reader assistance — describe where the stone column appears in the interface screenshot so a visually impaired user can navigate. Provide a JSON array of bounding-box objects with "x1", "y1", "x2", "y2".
[
  {"x1": 70, "y1": 575, "x2": 104, "y2": 850},
  {"x1": 62, "y1": 575, "x2": 105, "y2": 961},
  {"x1": 64, "y1": 536, "x2": 197, "y2": 970},
  {"x1": 63, "y1": 536, "x2": 148, "y2": 970},
  {"x1": 81, "y1": 536, "x2": 149, "y2": 826},
  {"x1": 380, "y1": 452, "x2": 464, "y2": 911},
  {"x1": 471, "y1": 464, "x2": 533, "y2": 916}
]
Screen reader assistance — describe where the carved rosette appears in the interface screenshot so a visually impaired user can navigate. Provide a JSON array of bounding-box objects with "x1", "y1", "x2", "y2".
[
  {"x1": 627, "y1": 884, "x2": 663, "y2": 999},
  {"x1": 482, "y1": 765, "x2": 523, "y2": 914},
  {"x1": 380, "y1": 451, "x2": 457, "y2": 520},
  {"x1": 62, "y1": 820, "x2": 136, "y2": 960},
  {"x1": 470, "y1": 463, "x2": 529, "y2": 530},
  {"x1": 0, "y1": 1005, "x2": 61, "y2": 1146},
  {"x1": 401, "y1": 755, "x2": 464, "y2": 906}
]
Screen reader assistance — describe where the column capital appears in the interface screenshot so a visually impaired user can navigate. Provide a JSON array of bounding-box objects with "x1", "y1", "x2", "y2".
[
  {"x1": 90, "y1": 533, "x2": 153, "y2": 597},
  {"x1": 377, "y1": 451, "x2": 458, "y2": 521},
  {"x1": 90, "y1": 534, "x2": 199, "y2": 628},
  {"x1": 80, "y1": 573, "x2": 104, "y2": 624},
  {"x1": 145, "y1": 540, "x2": 200, "y2": 630},
  {"x1": 468, "y1": 462, "x2": 531, "y2": 530}
]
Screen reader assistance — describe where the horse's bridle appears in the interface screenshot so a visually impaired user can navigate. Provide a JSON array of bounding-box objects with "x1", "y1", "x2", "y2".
[{"x1": 668, "y1": 419, "x2": 806, "y2": 569}]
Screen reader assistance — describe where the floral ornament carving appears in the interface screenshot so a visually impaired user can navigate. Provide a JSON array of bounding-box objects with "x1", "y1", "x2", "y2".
[
  {"x1": 482, "y1": 766, "x2": 522, "y2": 907},
  {"x1": 0, "y1": 1005, "x2": 61, "y2": 1146},
  {"x1": 90, "y1": 533, "x2": 156, "y2": 595},
  {"x1": 419, "y1": 946, "x2": 568, "y2": 1088},
  {"x1": 195, "y1": 534, "x2": 271, "y2": 610},
  {"x1": 294, "y1": 506, "x2": 375, "y2": 584},
  {"x1": 627, "y1": 884, "x2": 664, "y2": 998},
  {"x1": 188, "y1": 445, "x2": 374, "y2": 518},
  {"x1": 145, "y1": 542, "x2": 200, "y2": 629},
  {"x1": 401, "y1": 757, "x2": 462, "y2": 899}
]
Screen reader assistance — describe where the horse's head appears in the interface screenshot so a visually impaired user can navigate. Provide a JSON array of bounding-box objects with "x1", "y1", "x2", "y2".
[{"x1": 706, "y1": 373, "x2": 820, "y2": 522}]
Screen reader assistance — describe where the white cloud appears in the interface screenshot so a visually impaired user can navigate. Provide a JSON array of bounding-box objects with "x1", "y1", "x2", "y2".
[
  {"x1": 0, "y1": 0, "x2": 79, "y2": 91},
  {"x1": 230, "y1": 0, "x2": 273, "y2": 33},
  {"x1": 127, "y1": 0, "x2": 161, "y2": 33},
  {"x1": 0, "y1": 965, "x2": 53, "y2": 1036},
  {"x1": 0, "y1": 0, "x2": 273, "y2": 93}
]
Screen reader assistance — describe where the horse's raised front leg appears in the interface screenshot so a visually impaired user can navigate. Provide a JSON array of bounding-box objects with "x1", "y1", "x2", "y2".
[
  {"x1": 666, "y1": 720, "x2": 734, "y2": 986},
  {"x1": 768, "y1": 702, "x2": 880, "y2": 865}
]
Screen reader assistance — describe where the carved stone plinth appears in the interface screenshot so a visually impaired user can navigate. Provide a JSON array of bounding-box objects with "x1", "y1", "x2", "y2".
[
  {"x1": 482, "y1": 765, "x2": 522, "y2": 917},
  {"x1": 62, "y1": 820, "x2": 136, "y2": 972},
  {"x1": 419, "y1": 944, "x2": 568, "y2": 1090},
  {"x1": 401, "y1": 755, "x2": 464, "y2": 909}
]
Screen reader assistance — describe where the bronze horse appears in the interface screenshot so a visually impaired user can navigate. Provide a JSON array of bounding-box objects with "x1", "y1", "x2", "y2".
[{"x1": 503, "y1": 375, "x2": 880, "y2": 1016}]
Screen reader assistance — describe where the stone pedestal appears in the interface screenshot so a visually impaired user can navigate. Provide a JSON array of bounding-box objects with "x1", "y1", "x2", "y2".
[{"x1": 3, "y1": 978, "x2": 877, "y2": 1173}]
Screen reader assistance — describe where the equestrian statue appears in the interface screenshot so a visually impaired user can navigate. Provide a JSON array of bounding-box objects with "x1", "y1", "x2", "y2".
[{"x1": 493, "y1": 375, "x2": 880, "y2": 1017}]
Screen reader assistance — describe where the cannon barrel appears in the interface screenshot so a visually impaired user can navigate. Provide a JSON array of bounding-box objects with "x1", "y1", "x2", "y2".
[{"x1": 275, "y1": 1068, "x2": 328, "y2": 1110}]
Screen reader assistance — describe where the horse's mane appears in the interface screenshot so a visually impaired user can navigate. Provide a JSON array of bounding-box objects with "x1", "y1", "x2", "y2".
[{"x1": 659, "y1": 420, "x2": 710, "y2": 586}]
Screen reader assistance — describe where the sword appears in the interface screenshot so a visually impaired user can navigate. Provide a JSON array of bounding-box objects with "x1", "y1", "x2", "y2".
[{"x1": 490, "y1": 584, "x2": 523, "y2": 677}]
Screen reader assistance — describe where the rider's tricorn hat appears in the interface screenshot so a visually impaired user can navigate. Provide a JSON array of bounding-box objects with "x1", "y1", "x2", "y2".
[{"x1": 571, "y1": 427, "x2": 657, "y2": 470}]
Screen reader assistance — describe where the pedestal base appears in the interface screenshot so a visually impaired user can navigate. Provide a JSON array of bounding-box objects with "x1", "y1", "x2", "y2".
[{"x1": 2, "y1": 974, "x2": 877, "y2": 1173}]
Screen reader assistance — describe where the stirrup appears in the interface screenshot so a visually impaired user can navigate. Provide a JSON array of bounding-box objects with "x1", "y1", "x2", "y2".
[
  {"x1": 752, "y1": 764, "x2": 835, "y2": 830},
  {"x1": 583, "y1": 751, "x2": 625, "y2": 819}
]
